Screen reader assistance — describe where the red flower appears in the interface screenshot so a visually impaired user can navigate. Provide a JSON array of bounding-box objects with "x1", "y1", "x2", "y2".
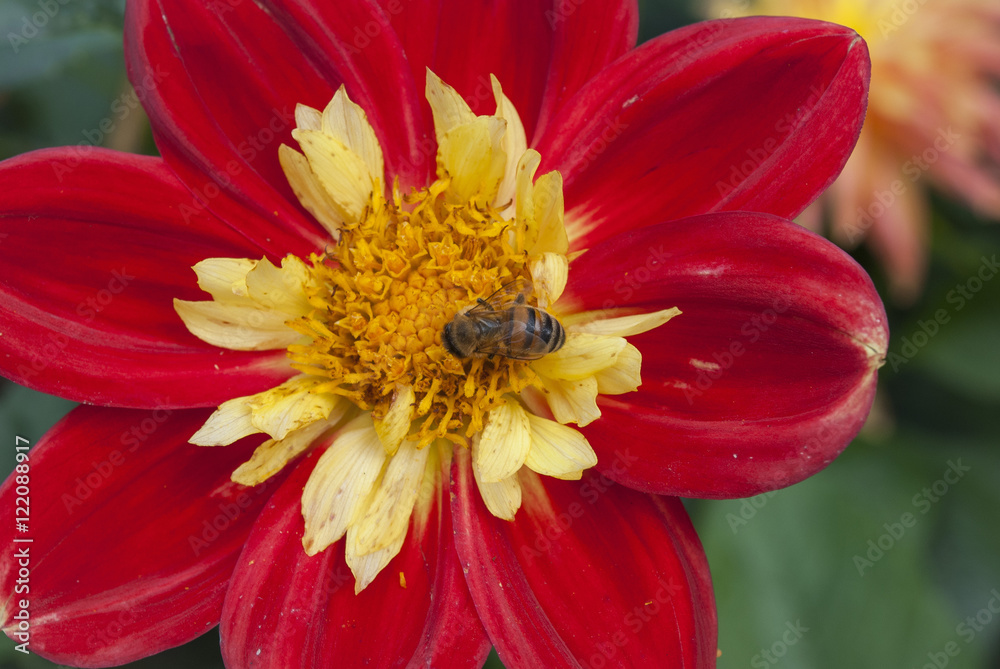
[{"x1": 0, "y1": 1, "x2": 885, "y2": 667}]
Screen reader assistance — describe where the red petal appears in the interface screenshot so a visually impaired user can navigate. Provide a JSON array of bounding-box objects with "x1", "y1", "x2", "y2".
[
  {"x1": 377, "y1": 0, "x2": 637, "y2": 143},
  {"x1": 0, "y1": 406, "x2": 277, "y2": 667},
  {"x1": 0, "y1": 148, "x2": 293, "y2": 408},
  {"x1": 452, "y1": 450, "x2": 717, "y2": 668},
  {"x1": 221, "y1": 448, "x2": 490, "y2": 669},
  {"x1": 561, "y1": 212, "x2": 888, "y2": 498},
  {"x1": 536, "y1": 17, "x2": 870, "y2": 249},
  {"x1": 125, "y1": 0, "x2": 429, "y2": 245}
]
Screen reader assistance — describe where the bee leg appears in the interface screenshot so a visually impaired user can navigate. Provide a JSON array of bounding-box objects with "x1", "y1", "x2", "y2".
[{"x1": 476, "y1": 298, "x2": 490, "y2": 308}]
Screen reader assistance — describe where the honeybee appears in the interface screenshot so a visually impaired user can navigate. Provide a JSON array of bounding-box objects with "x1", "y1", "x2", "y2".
[{"x1": 443, "y1": 278, "x2": 566, "y2": 360}]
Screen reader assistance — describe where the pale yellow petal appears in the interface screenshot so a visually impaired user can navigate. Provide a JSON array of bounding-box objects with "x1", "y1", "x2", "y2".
[
  {"x1": 594, "y1": 343, "x2": 642, "y2": 395},
  {"x1": 321, "y1": 86, "x2": 384, "y2": 186},
  {"x1": 244, "y1": 256, "x2": 313, "y2": 317},
  {"x1": 524, "y1": 413, "x2": 597, "y2": 479},
  {"x1": 189, "y1": 396, "x2": 259, "y2": 446},
  {"x1": 173, "y1": 298, "x2": 302, "y2": 350},
  {"x1": 472, "y1": 440, "x2": 522, "y2": 520},
  {"x1": 246, "y1": 375, "x2": 340, "y2": 441},
  {"x1": 231, "y1": 408, "x2": 346, "y2": 486},
  {"x1": 566, "y1": 307, "x2": 682, "y2": 337},
  {"x1": 437, "y1": 117, "x2": 507, "y2": 205},
  {"x1": 539, "y1": 375, "x2": 601, "y2": 426},
  {"x1": 474, "y1": 398, "x2": 530, "y2": 483},
  {"x1": 529, "y1": 252, "x2": 569, "y2": 308},
  {"x1": 279, "y1": 144, "x2": 346, "y2": 238},
  {"x1": 531, "y1": 333, "x2": 626, "y2": 381},
  {"x1": 425, "y1": 69, "x2": 476, "y2": 143},
  {"x1": 491, "y1": 74, "x2": 527, "y2": 212},
  {"x1": 294, "y1": 103, "x2": 322, "y2": 131},
  {"x1": 192, "y1": 258, "x2": 256, "y2": 303},
  {"x1": 515, "y1": 150, "x2": 541, "y2": 241},
  {"x1": 346, "y1": 525, "x2": 406, "y2": 594},
  {"x1": 350, "y1": 439, "x2": 429, "y2": 555},
  {"x1": 293, "y1": 128, "x2": 372, "y2": 224},
  {"x1": 372, "y1": 385, "x2": 415, "y2": 456},
  {"x1": 529, "y1": 170, "x2": 568, "y2": 255},
  {"x1": 302, "y1": 415, "x2": 387, "y2": 555}
]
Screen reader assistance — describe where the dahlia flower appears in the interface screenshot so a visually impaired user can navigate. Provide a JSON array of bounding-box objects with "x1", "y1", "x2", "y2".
[
  {"x1": 710, "y1": 0, "x2": 1000, "y2": 302},
  {"x1": 0, "y1": 1, "x2": 886, "y2": 667}
]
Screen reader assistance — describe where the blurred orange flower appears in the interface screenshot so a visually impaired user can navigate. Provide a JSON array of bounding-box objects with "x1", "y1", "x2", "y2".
[{"x1": 710, "y1": 0, "x2": 1000, "y2": 302}]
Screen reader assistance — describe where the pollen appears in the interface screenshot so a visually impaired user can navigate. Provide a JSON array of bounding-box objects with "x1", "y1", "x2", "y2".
[{"x1": 286, "y1": 176, "x2": 536, "y2": 446}]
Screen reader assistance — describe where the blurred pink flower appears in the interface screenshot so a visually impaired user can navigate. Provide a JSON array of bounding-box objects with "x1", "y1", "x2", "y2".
[{"x1": 711, "y1": 0, "x2": 1000, "y2": 302}]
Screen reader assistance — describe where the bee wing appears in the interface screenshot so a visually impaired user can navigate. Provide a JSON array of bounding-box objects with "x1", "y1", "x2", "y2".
[{"x1": 473, "y1": 276, "x2": 533, "y2": 312}]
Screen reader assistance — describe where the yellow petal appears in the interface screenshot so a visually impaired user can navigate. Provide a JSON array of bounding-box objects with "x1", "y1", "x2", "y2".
[
  {"x1": 350, "y1": 439, "x2": 429, "y2": 555},
  {"x1": 346, "y1": 525, "x2": 406, "y2": 594},
  {"x1": 173, "y1": 298, "x2": 302, "y2": 350},
  {"x1": 293, "y1": 128, "x2": 372, "y2": 224},
  {"x1": 565, "y1": 307, "x2": 682, "y2": 337},
  {"x1": 531, "y1": 333, "x2": 626, "y2": 381},
  {"x1": 530, "y1": 170, "x2": 568, "y2": 255},
  {"x1": 301, "y1": 415, "x2": 386, "y2": 555},
  {"x1": 524, "y1": 413, "x2": 597, "y2": 479},
  {"x1": 515, "y1": 149, "x2": 541, "y2": 242},
  {"x1": 192, "y1": 258, "x2": 257, "y2": 303},
  {"x1": 372, "y1": 385, "x2": 415, "y2": 455},
  {"x1": 475, "y1": 398, "x2": 531, "y2": 483},
  {"x1": 189, "y1": 396, "x2": 259, "y2": 446},
  {"x1": 245, "y1": 256, "x2": 313, "y2": 317},
  {"x1": 529, "y1": 252, "x2": 569, "y2": 308},
  {"x1": 321, "y1": 86, "x2": 384, "y2": 187},
  {"x1": 231, "y1": 408, "x2": 346, "y2": 486},
  {"x1": 539, "y1": 375, "x2": 601, "y2": 426},
  {"x1": 472, "y1": 440, "x2": 522, "y2": 520},
  {"x1": 294, "y1": 103, "x2": 322, "y2": 131},
  {"x1": 425, "y1": 69, "x2": 476, "y2": 143},
  {"x1": 437, "y1": 117, "x2": 507, "y2": 206},
  {"x1": 594, "y1": 343, "x2": 642, "y2": 395},
  {"x1": 491, "y1": 74, "x2": 527, "y2": 213},
  {"x1": 246, "y1": 375, "x2": 340, "y2": 441},
  {"x1": 279, "y1": 144, "x2": 346, "y2": 238}
]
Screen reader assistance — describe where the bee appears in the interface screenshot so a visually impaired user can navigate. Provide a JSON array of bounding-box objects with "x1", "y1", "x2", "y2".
[{"x1": 443, "y1": 278, "x2": 566, "y2": 360}]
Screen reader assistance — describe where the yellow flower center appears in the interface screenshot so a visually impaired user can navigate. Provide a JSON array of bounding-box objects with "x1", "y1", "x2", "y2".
[{"x1": 286, "y1": 177, "x2": 537, "y2": 447}]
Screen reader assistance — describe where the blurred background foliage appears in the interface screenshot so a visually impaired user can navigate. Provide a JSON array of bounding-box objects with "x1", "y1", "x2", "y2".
[{"x1": 1, "y1": 0, "x2": 999, "y2": 667}]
